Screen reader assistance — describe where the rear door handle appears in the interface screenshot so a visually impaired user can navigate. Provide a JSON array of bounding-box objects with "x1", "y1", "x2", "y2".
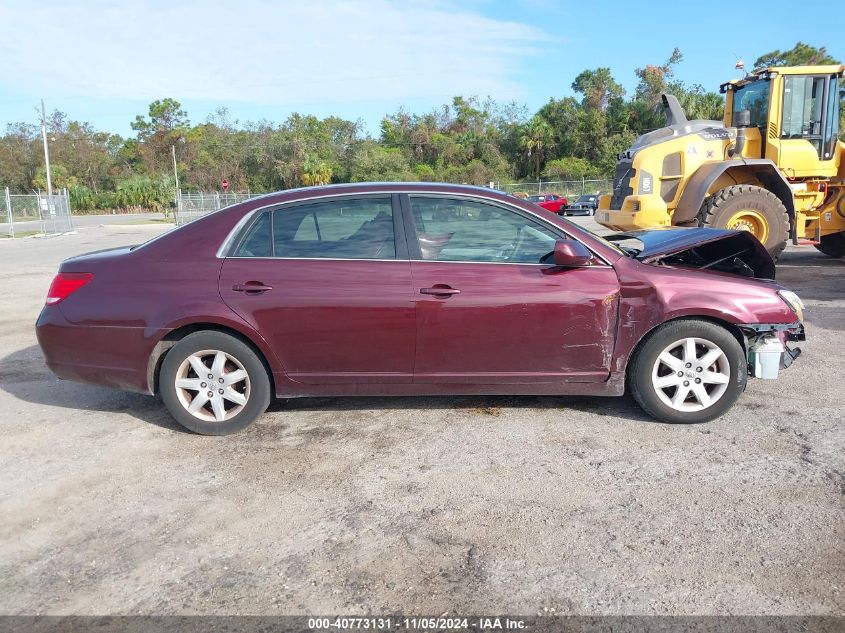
[
  {"x1": 232, "y1": 281, "x2": 273, "y2": 294},
  {"x1": 420, "y1": 285, "x2": 461, "y2": 297}
]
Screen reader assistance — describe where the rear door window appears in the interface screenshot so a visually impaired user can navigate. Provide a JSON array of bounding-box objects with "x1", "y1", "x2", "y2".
[
  {"x1": 233, "y1": 197, "x2": 396, "y2": 259},
  {"x1": 273, "y1": 198, "x2": 395, "y2": 259}
]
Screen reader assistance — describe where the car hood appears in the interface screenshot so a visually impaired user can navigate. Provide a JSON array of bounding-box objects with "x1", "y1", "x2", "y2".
[{"x1": 606, "y1": 227, "x2": 776, "y2": 280}]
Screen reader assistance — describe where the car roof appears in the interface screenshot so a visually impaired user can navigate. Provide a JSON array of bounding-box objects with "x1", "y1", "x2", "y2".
[
  {"x1": 151, "y1": 181, "x2": 625, "y2": 265},
  {"x1": 250, "y1": 182, "x2": 561, "y2": 210},
  {"x1": 255, "y1": 181, "x2": 505, "y2": 199}
]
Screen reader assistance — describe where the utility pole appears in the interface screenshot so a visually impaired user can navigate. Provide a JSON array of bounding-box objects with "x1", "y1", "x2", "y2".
[
  {"x1": 40, "y1": 99, "x2": 53, "y2": 197},
  {"x1": 171, "y1": 144, "x2": 180, "y2": 204}
]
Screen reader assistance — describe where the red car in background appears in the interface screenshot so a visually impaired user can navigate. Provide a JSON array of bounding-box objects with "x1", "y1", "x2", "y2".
[
  {"x1": 37, "y1": 183, "x2": 804, "y2": 435},
  {"x1": 528, "y1": 193, "x2": 568, "y2": 213}
]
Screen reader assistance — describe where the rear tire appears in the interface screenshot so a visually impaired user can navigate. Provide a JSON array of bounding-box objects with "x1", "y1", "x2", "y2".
[
  {"x1": 629, "y1": 319, "x2": 747, "y2": 424},
  {"x1": 814, "y1": 232, "x2": 845, "y2": 258},
  {"x1": 159, "y1": 331, "x2": 271, "y2": 435},
  {"x1": 698, "y1": 184, "x2": 790, "y2": 260}
]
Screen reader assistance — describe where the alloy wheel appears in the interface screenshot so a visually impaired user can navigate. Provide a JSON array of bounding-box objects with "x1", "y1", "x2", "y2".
[
  {"x1": 650, "y1": 337, "x2": 730, "y2": 412},
  {"x1": 174, "y1": 349, "x2": 251, "y2": 422}
]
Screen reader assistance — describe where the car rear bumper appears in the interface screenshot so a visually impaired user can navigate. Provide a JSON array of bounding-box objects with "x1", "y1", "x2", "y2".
[{"x1": 36, "y1": 306, "x2": 164, "y2": 394}]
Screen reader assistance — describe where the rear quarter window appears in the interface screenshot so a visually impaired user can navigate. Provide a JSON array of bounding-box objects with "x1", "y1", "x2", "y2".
[{"x1": 234, "y1": 212, "x2": 272, "y2": 257}]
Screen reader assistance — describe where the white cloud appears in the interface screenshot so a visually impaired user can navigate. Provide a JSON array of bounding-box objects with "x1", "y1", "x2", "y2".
[{"x1": 0, "y1": 0, "x2": 546, "y2": 107}]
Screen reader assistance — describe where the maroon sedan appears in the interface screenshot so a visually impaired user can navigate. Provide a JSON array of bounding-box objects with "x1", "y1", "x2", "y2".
[{"x1": 37, "y1": 183, "x2": 804, "y2": 435}]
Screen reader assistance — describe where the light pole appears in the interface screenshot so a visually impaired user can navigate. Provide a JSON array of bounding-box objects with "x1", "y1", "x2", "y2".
[
  {"x1": 171, "y1": 143, "x2": 180, "y2": 206},
  {"x1": 40, "y1": 99, "x2": 53, "y2": 197}
]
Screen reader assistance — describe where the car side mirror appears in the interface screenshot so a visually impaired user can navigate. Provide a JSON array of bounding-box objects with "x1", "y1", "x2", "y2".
[{"x1": 553, "y1": 240, "x2": 592, "y2": 267}]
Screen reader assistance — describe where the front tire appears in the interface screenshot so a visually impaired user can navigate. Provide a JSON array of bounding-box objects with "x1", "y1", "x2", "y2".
[
  {"x1": 159, "y1": 331, "x2": 271, "y2": 435},
  {"x1": 698, "y1": 184, "x2": 790, "y2": 260},
  {"x1": 629, "y1": 320, "x2": 747, "y2": 424},
  {"x1": 814, "y1": 231, "x2": 845, "y2": 258}
]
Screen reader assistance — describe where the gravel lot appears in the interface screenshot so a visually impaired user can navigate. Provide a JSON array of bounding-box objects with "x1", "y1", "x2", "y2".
[{"x1": 0, "y1": 217, "x2": 843, "y2": 616}]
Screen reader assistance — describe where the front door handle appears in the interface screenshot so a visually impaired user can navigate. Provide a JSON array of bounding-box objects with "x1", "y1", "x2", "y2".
[
  {"x1": 232, "y1": 281, "x2": 273, "y2": 294},
  {"x1": 420, "y1": 285, "x2": 461, "y2": 297}
]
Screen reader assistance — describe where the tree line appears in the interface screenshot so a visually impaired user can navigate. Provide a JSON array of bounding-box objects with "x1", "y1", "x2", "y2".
[{"x1": 0, "y1": 43, "x2": 838, "y2": 212}]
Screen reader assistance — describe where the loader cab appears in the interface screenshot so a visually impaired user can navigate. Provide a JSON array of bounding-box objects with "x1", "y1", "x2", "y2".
[
  {"x1": 722, "y1": 76, "x2": 770, "y2": 158},
  {"x1": 724, "y1": 66, "x2": 844, "y2": 178}
]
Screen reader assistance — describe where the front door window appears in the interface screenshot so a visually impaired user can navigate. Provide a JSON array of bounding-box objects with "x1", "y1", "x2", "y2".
[{"x1": 410, "y1": 197, "x2": 559, "y2": 264}]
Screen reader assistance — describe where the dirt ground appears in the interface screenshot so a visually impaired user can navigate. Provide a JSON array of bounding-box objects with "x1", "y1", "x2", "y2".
[{"x1": 0, "y1": 219, "x2": 843, "y2": 616}]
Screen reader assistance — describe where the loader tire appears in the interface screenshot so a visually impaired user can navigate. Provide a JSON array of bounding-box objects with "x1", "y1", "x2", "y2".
[
  {"x1": 813, "y1": 232, "x2": 845, "y2": 258},
  {"x1": 698, "y1": 185, "x2": 790, "y2": 260}
]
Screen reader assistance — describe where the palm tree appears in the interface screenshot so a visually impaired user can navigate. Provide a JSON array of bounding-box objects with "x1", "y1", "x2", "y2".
[
  {"x1": 301, "y1": 155, "x2": 333, "y2": 186},
  {"x1": 519, "y1": 116, "x2": 553, "y2": 180}
]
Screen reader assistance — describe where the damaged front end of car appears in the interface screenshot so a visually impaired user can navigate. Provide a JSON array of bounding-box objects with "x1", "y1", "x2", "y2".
[
  {"x1": 740, "y1": 322, "x2": 805, "y2": 380},
  {"x1": 607, "y1": 227, "x2": 776, "y2": 280},
  {"x1": 606, "y1": 227, "x2": 805, "y2": 380}
]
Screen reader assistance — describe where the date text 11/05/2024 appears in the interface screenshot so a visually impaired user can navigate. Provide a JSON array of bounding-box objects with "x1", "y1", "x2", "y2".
[{"x1": 308, "y1": 616, "x2": 527, "y2": 630}]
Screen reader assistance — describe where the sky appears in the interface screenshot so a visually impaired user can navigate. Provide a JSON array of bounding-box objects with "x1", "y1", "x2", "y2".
[{"x1": 0, "y1": 0, "x2": 843, "y2": 138}]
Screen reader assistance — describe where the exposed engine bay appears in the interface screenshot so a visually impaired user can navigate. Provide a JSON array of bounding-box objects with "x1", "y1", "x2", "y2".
[
  {"x1": 605, "y1": 227, "x2": 776, "y2": 280},
  {"x1": 649, "y1": 234, "x2": 775, "y2": 279}
]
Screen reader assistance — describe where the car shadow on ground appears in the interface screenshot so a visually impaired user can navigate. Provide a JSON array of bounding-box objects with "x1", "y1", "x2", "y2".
[
  {"x1": 269, "y1": 392, "x2": 653, "y2": 423},
  {"x1": 0, "y1": 345, "x2": 189, "y2": 433},
  {"x1": 0, "y1": 345, "x2": 655, "y2": 431}
]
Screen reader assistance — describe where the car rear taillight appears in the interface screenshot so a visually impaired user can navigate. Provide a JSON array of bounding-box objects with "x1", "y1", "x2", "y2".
[{"x1": 46, "y1": 272, "x2": 93, "y2": 305}]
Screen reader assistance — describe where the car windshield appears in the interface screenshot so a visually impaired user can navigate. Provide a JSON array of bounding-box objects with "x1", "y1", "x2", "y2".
[
  {"x1": 527, "y1": 195, "x2": 543, "y2": 202},
  {"x1": 576, "y1": 195, "x2": 595, "y2": 203}
]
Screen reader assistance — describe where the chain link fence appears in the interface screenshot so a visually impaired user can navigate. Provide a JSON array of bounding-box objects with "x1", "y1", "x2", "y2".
[
  {"x1": 497, "y1": 179, "x2": 613, "y2": 199},
  {"x1": 174, "y1": 191, "x2": 265, "y2": 226},
  {"x1": 173, "y1": 181, "x2": 615, "y2": 227},
  {"x1": 2, "y1": 188, "x2": 73, "y2": 238}
]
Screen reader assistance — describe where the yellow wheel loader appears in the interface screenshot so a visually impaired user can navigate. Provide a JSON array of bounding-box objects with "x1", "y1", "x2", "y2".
[{"x1": 597, "y1": 65, "x2": 845, "y2": 259}]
